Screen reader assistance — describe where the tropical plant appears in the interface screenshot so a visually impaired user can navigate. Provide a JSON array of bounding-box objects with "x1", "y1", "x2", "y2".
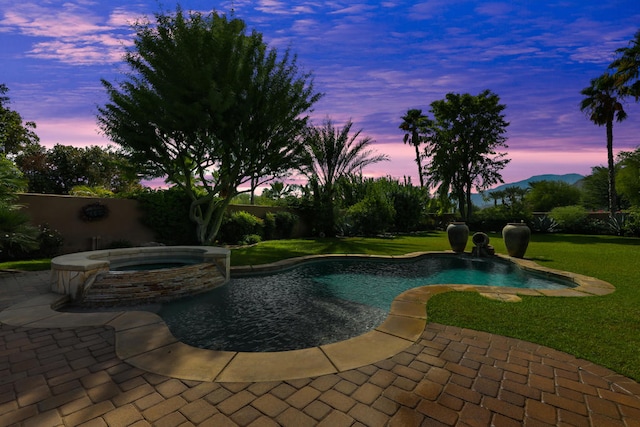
[
  {"x1": 424, "y1": 90, "x2": 510, "y2": 222},
  {"x1": 0, "y1": 155, "x2": 38, "y2": 259},
  {"x1": 580, "y1": 73, "x2": 628, "y2": 216},
  {"x1": 261, "y1": 181, "x2": 294, "y2": 201},
  {"x1": 607, "y1": 213, "x2": 628, "y2": 236},
  {"x1": 610, "y1": 30, "x2": 640, "y2": 100},
  {"x1": 399, "y1": 109, "x2": 429, "y2": 188},
  {"x1": 98, "y1": 8, "x2": 321, "y2": 244},
  {"x1": 299, "y1": 119, "x2": 388, "y2": 236},
  {"x1": 530, "y1": 215, "x2": 559, "y2": 233}
]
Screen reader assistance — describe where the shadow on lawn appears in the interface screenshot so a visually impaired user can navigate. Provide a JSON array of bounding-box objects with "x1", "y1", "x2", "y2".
[
  {"x1": 531, "y1": 233, "x2": 640, "y2": 247},
  {"x1": 231, "y1": 232, "x2": 442, "y2": 266}
]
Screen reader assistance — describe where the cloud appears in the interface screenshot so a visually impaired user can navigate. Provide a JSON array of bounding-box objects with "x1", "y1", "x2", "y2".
[
  {"x1": 0, "y1": 2, "x2": 139, "y2": 65},
  {"x1": 31, "y1": 117, "x2": 111, "y2": 147},
  {"x1": 329, "y1": 3, "x2": 377, "y2": 15},
  {"x1": 253, "y1": 0, "x2": 319, "y2": 15}
]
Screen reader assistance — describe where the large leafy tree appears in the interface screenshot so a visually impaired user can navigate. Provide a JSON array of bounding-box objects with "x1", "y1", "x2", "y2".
[
  {"x1": 300, "y1": 119, "x2": 388, "y2": 235},
  {"x1": 582, "y1": 166, "x2": 614, "y2": 210},
  {"x1": 580, "y1": 72, "x2": 627, "y2": 216},
  {"x1": 14, "y1": 143, "x2": 140, "y2": 194},
  {"x1": 98, "y1": 8, "x2": 321, "y2": 244},
  {"x1": 524, "y1": 180, "x2": 582, "y2": 212},
  {"x1": 399, "y1": 109, "x2": 429, "y2": 188},
  {"x1": 0, "y1": 84, "x2": 40, "y2": 156},
  {"x1": 424, "y1": 90, "x2": 510, "y2": 221}
]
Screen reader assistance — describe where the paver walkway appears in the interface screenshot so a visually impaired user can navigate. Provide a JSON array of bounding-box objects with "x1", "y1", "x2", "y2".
[{"x1": 1, "y1": 271, "x2": 640, "y2": 426}]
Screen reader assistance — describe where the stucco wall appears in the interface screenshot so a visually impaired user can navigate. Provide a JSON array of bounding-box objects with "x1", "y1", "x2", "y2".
[
  {"x1": 18, "y1": 194, "x2": 157, "y2": 254},
  {"x1": 17, "y1": 194, "x2": 309, "y2": 255}
]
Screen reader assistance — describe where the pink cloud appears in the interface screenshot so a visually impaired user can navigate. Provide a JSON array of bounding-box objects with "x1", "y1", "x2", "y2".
[{"x1": 35, "y1": 118, "x2": 111, "y2": 148}]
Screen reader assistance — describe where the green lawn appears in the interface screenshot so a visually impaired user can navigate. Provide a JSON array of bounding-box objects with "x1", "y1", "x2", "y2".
[
  {"x1": 233, "y1": 232, "x2": 640, "y2": 382},
  {"x1": 0, "y1": 259, "x2": 51, "y2": 271},
  {"x1": 3, "y1": 232, "x2": 638, "y2": 381}
]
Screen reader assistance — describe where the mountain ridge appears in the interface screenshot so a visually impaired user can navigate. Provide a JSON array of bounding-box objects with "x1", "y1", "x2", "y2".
[{"x1": 472, "y1": 173, "x2": 584, "y2": 207}]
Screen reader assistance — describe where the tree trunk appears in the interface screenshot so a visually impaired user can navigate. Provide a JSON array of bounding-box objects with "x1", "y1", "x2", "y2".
[
  {"x1": 250, "y1": 176, "x2": 257, "y2": 205},
  {"x1": 455, "y1": 187, "x2": 466, "y2": 221},
  {"x1": 465, "y1": 184, "x2": 473, "y2": 222},
  {"x1": 413, "y1": 141, "x2": 425, "y2": 188},
  {"x1": 204, "y1": 197, "x2": 233, "y2": 245},
  {"x1": 607, "y1": 119, "x2": 617, "y2": 216}
]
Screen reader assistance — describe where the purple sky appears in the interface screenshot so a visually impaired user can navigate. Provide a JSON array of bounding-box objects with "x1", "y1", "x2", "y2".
[{"x1": 1, "y1": 0, "x2": 640, "y2": 187}]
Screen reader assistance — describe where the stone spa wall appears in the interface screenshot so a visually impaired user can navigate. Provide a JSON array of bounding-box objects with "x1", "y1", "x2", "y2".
[{"x1": 51, "y1": 246, "x2": 230, "y2": 306}]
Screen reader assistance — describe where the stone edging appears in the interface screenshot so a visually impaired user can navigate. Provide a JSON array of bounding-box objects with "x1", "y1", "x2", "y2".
[{"x1": 0, "y1": 252, "x2": 614, "y2": 383}]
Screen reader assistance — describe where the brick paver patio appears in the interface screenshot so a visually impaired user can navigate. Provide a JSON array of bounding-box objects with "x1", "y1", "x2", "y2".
[{"x1": 1, "y1": 270, "x2": 639, "y2": 426}]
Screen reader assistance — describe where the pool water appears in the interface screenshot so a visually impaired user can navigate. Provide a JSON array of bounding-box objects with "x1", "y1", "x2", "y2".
[{"x1": 157, "y1": 255, "x2": 573, "y2": 352}]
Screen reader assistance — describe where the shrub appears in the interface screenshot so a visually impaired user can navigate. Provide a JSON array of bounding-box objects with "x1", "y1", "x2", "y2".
[
  {"x1": 620, "y1": 208, "x2": 640, "y2": 237},
  {"x1": 345, "y1": 190, "x2": 395, "y2": 236},
  {"x1": 262, "y1": 211, "x2": 298, "y2": 240},
  {"x1": 242, "y1": 234, "x2": 262, "y2": 245},
  {"x1": 35, "y1": 224, "x2": 64, "y2": 257},
  {"x1": 470, "y1": 206, "x2": 532, "y2": 233},
  {"x1": 274, "y1": 211, "x2": 298, "y2": 239},
  {"x1": 549, "y1": 205, "x2": 588, "y2": 233},
  {"x1": 391, "y1": 185, "x2": 428, "y2": 232},
  {"x1": 70, "y1": 185, "x2": 115, "y2": 198},
  {"x1": 263, "y1": 212, "x2": 277, "y2": 240},
  {"x1": 219, "y1": 211, "x2": 264, "y2": 244},
  {"x1": 583, "y1": 218, "x2": 610, "y2": 235}
]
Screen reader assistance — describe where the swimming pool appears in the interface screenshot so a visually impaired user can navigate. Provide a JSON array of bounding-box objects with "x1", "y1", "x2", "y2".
[{"x1": 157, "y1": 255, "x2": 574, "y2": 352}]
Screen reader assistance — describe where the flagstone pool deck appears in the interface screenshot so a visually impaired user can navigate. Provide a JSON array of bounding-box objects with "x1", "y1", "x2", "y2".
[{"x1": 1, "y1": 257, "x2": 639, "y2": 426}]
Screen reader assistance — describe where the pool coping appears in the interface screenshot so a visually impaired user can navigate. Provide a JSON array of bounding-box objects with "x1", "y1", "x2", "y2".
[{"x1": 0, "y1": 252, "x2": 615, "y2": 383}]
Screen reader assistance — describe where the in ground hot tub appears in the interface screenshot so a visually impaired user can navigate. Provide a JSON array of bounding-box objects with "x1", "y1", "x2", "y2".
[{"x1": 51, "y1": 246, "x2": 230, "y2": 306}]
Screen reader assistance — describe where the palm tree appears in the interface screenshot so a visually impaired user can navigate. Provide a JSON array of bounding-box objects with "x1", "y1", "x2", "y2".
[
  {"x1": 580, "y1": 73, "x2": 628, "y2": 216},
  {"x1": 300, "y1": 119, "x2": 388, "y2": 235},
  {"x1": 399, "y1": 109, "x2": 428, "y2": 188},
  {"x1": 610, "y1": 30, "x2": 640, "y2": 99}
]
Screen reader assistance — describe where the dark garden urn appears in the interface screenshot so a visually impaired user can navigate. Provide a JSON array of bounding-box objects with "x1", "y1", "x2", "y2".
[
  {"x1": 446, "y1": 222, "x2": 469, "y2": 253},
  {"x1": 502, "y1": 222, "x2": 531, "y2": 258}
]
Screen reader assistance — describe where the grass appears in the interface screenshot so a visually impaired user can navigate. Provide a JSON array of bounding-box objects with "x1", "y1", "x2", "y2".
[
  {"x1": 233, "y1": 232, "x2": 640, "y2": 382},
  {"x1": 0, "y1": 259, "x2": 51, "y2": 271},
  {"x1": 230, "y1": 232, "x2": 444, "y2": 266},
  {"x1": 4, "y1": 233, "x2": 639, "y2": 381}
]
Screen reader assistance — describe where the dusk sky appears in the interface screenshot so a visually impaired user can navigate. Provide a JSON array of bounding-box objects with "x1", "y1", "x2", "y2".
[{"x1": 1, "y1": 0, "x2": 640, "y2": 188}]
